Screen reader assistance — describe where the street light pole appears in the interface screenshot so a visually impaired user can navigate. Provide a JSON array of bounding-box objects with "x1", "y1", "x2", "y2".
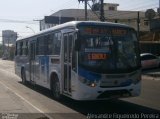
[{"x1": 26, "y1": 26, "x2": 35, "y2": 33}]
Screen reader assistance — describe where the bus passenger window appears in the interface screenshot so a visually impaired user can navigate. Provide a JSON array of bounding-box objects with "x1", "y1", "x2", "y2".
[
  {"x1": 19, "y1": 42, "x2": 23, "y2": 55},
  {"x1": 15, "y1": 43, "x2": 18, "y2": 56},
  {"x1": 17, "y1": 42, "x2": 20, "y2": 55},
  {"x1": 37, "y1": 37, "x2": 45, "y2": 55},
  {"x1": 53, "y1": 32, "x2": 61, "y2": 55},
  {"x1": 22, "y1": 41, "x2": 26, "y2": 55},
  {"x1": 69, "y1": 34, "x2": 73, "y2": 62},
  {"x1": 25, "y1": 41, "x2": 28, "y2": 55},
  {"x1": 64, "y1": 35, "x2": 67, "y2": 62},
  {"x1": 45, "y1": 34, "x2": 53, "y2": 55}
]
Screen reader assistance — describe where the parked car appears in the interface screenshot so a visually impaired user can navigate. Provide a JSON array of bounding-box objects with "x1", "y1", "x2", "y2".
[{"x1": 140, "y1": 53, "x2": 160, "y2": 69}]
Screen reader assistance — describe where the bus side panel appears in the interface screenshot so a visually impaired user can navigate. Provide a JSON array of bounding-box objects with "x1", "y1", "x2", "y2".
[
  {"x1": 35, "y1": 55, "x2": 49, "y2": 87},
  {"x1": 15, "y1": 55, "x2": 29, "y2": 79},
  {"x1": 25, "y1": 58, "x2": 30, "y2": 82},
  {"x1": 49, "y1": 56, "x2": 61, "y2": 90},
  {"x1": 15, "y1": 56, "x2": 21, "y2": 77}
]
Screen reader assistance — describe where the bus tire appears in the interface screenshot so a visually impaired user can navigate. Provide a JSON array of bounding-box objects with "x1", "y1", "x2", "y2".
[
  {"x1": 21, "y1": 69, "x2": 26, "y2": 84},
  {"x1": 52, "y1": 75, "x2": 61, "y2": 100}
]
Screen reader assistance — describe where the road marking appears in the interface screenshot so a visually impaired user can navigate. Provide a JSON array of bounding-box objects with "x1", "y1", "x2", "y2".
[{"x1": 0, "y1": 81, "x2": 53, "y2": 119}]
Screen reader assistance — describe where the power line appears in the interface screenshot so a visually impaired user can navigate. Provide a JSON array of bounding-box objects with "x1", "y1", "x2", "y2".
[
  {"x1": 0, "y1": 19, "x2": 38, "y2": 24},
  {"x1": 50, "y1": 0, "x2": 73, "y2": 13},
  {"x1": 87, "y1": 2, "x2": 100, "y2": 19},
  {"x1": 63, "y1": 0, "x2": 79, "y2": 9},
  {"x1": 0, "y1": 29, "x2": 36, "y2": 34}
]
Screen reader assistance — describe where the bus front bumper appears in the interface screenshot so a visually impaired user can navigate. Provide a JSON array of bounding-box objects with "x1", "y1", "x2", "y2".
[{"x1": 71, "y1": 80, "x2": 141, "y2": 101}]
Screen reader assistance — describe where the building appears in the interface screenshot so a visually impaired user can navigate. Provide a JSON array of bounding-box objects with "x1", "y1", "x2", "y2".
[
  {"x1": 2, "y1": 30, "x2": 17, "y2": 59},
  {"x1": 103, "y1": 3, "x2": 119, "y2": 11},
  {"x1": 40, "y1": 2, "x2": 160, "y2": 55},
  {"x1": 40, "y1": 3, "x2": 150, "y2": 32}
]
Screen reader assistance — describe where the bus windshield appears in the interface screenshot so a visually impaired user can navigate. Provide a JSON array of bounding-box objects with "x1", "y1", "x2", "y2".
[{"x1": 78, "y1": 26, "x2": 140, "y2": 73}]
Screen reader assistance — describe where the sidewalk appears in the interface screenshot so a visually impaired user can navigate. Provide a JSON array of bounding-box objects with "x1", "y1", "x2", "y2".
[
  {"x1": 142, "y1": 68, "x2": 160, "y2": 80},
  {"x1": 142, "y1": 75, "x2": 157, "y2": 80},
  {"x1": 142, "y1": 74, "x2": 160, "y2": 80},
  {"x1": 0, "y1": 81, "x2": 40, "y2": 113},
  {"x1": 0, "y1": 81, "x2": 48, "y2": 119},
  {"x1": 0, "y1": 82, "x2": 23, "y2": 113}
]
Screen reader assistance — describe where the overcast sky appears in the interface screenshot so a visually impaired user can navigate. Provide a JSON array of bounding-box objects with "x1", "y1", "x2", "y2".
[{"x1": 0, "y1": 0, "x2": 159, "y2": 42}]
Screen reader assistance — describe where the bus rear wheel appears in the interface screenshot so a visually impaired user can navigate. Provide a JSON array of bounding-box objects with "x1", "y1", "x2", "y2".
[{"x1": 52, "y1": 76, "x2": 61, "y2": 100}]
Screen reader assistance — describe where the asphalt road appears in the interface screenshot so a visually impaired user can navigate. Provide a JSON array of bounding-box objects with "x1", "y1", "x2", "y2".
[{"x1": 0, "y1": 59, "x2": 160, "y2": 119}]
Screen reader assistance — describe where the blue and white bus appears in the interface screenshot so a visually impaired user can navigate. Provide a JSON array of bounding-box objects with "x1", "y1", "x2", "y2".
[{"x1": 15, "y1": 21, "x2": 141, "y2": 100}]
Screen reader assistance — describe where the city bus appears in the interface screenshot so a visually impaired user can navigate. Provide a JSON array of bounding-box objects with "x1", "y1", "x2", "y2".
[{"x1": 15, "y1": 21, "x2": 141, "y2": 100}]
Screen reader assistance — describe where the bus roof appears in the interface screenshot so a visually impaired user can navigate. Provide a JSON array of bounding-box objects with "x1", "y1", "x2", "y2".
[{"x1": 17, "y1": 21, "x2": 134, "y2": 41}]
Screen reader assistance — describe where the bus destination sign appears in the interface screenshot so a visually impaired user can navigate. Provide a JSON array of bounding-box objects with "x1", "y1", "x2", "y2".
[
  {"x1": 82, "y1": 27, "x2": 127, "y2": 36},
  {"x1": 88, "y1": 53, "x2": 109, "y2": 60}
]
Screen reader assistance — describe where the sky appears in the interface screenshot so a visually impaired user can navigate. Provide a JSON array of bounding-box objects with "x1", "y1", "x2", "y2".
[{"x1": 0, "y1": 0, "x2": 159, "y2": 42}]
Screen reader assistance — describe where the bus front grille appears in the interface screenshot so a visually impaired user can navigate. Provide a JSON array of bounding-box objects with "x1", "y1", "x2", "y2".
[{"x1": 97, "y1": 90, "x2": 131, "y2": 99}]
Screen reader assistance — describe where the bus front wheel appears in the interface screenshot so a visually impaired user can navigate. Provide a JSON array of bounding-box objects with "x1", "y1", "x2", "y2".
[{"x1": 52, "y1": 76, "x2": 61, "y2": 100}]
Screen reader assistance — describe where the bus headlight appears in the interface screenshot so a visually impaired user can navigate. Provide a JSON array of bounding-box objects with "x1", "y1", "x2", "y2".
[
  {"x1": 90, "y1": 83, "x2": 96, "y2": 87},
  {"x1": 79, "y1": 76, "x2": 98, "y2": 87}
]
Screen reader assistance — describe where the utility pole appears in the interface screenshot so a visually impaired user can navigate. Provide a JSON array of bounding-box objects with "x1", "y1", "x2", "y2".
[
  {"x1": 137, "y1": 11, "x2": 140, "y2": 38},
  {"x1": 78, "y1": 0, "x2": 105, "y2": 21},
  {"x1": 33, "y1": 19, "x2": 43, "y2": 31},
  {"x1": 100, "y1": 0, "x2": 105, "y2": 21},
  {"x1": 78, "y1": 0, "x2": 89, "y2": 21},
  {"x1": 159, "y1": 0, "x2": 160, "y2": 18},
  {"x1": 85, "y1": 0, "x2": 88, "y2": 20}
]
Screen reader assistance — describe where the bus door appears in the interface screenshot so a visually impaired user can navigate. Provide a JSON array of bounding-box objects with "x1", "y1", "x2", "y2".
[
  {"x1": 29, "y1": 41, "x2": 36, "y2": 83},
  {"x1": 63, "y1": 33, "x2": 73, "y2": 93}
]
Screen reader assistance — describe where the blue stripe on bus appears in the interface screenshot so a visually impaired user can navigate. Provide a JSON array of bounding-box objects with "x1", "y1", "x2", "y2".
[
  {"x1": 78, "y1": 67, "x2": 101, "y2": 81},
  {"x1": 39, "y1": 56, "x2": 49, "y2": 80}
]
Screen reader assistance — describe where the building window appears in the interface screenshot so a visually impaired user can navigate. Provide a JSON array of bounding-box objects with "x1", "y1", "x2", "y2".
[
  {"x1": 144, "y1": 21, "x2": 149, "y2": 26},
  {"x1": 128, "y1": 19, "x2": 131, "y2": 24},
  {"x1": 115, "y1": 19, "x2": 118, "y2": 23},
  {"x1": 109, "y1": 7, "x2": 115, "y2": 11}
]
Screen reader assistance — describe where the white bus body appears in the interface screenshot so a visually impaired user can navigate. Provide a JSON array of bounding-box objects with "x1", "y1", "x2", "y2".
[{"x1": 15, "y1": 21, "x2": 141, "y2": 100}]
